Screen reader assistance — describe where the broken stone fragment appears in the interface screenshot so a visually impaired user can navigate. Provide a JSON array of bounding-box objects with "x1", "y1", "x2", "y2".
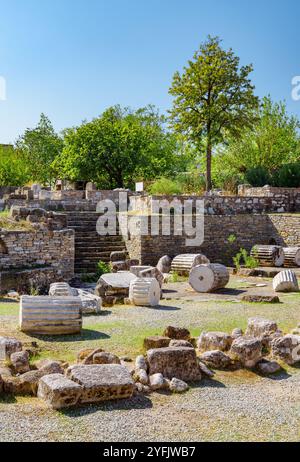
[
  {"x1": 169, "y1": 378, "x2": 189, "y2": 393},
  {"x1": 231, "y1": 328, "x2": 243, "y2": 339},
  {"x1": 246, "y1": 318, "x2": 279, "y2": 338},
  {"x1": 135, "y1": 355, "x2": 148, "y2": 371},
  {"x1": 3, "y1": 361, "x2": 64, "y2": 395},
  {"x1": 81, "y1": 348, "x2": 104, "y2": 365},
  {"x1": 230, "y1": 336, "x2": 262, "y2": 368},
  {"x1": 149, "y1": 373, "x2": 166, "y2": 391},
  {"x1": 38, "y1": 373, "x2": 82, "y2": 410},
  {"x1": 199, "y1": 350, "x2": 232, "y2": 370},
  {"x1": 242, "y1": 294, "x2": 280, "y2": 303},
  {"x1": 143, "y1": 336, "x2": 171, "y2": 350},
  {"x1": 256, "y1": 359, "x2": 281, "y2": 375},
  {"x1": 156, "y1": 255, "x2": 172, "y2": 274},
  {"x1": 198, "y1": 331, "x2": 233, "y2": 352},
  {"x1": 147, "y1": 347, "x2": 201, "y2": 382},
  {"x1": 133, "y1": 368, "x2": 149, "y2": 385},
  {"x1": 169, "y1": 339, "x2": 194, "y2": 348},
  {"x1": 66, "y1": 364, "x2": 135, "y2": 404},
  {"x1": 93, "y1": 352, "x2": 121, "y2": 365},
  {"x1": 198, "y1": 361, "x2": 215, "y2": 378},
  {"x1": 163, "y1": 326, "x2": 191, "y2": 341},
  {"x1": 271, "y1": 334, "x2": 300, "y2": 365},
  {"x1": 0, "y1": 337, "x2": 22, "y2": 361},
  {"x1": 10, "y1": 351, "x2": 30, "y2": 374}
]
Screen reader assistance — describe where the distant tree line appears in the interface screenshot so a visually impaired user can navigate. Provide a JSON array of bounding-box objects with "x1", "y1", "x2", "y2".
[{"x1": 1, "y1": 36, "x2": 300, "y2": 192}]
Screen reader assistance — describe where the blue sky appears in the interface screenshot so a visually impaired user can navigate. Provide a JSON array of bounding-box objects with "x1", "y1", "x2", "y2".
[{"x1": 0, "y1": 0, "x2": 300, "y2": 143}]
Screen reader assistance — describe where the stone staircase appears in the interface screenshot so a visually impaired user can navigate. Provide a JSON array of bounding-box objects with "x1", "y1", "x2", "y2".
[{"x1": 66, "y1": 211, "x2": 127, "y2": 274}]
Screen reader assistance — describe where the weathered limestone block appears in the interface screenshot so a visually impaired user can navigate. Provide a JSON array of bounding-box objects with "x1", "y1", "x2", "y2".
[
  {"x1": 169, "y1": 378, "x2": 189, "y2": 393},
  {"x1": 139, "y1": 267, "x2": 164, "y2": 288},
  {"x1": 49, "y1": 282, "x2": 77, "y2": 297},
  {"x1": 246, "y1": 317, "x2": 279, "y2": 338},
  {"x1": 189, "y1": 264, "x2": 229, "y2": 293},
  {"x1": 169, "y1": 340, "x2": 194, "y2": 348},
  {"x1": 135, "y1": 355, "x2": 148, "y2": 371},
  {"x1": 199, "y1": 350, "x2": 232, "y2": 370},
  {"x1": 20, "y1": 296, "x2": 82, "y2": 335},
  {"x1": 198, "y1": 361, "x2": 215, "y2": 377},
  {"x1": 38, "y1": 373, "x2": 82, "y2": 409},
  {"x1": 242, "y1": 294, "x2": 280, "y2": 303},
  {"x1": 147, "y1": 347, "x2": 201, "y2": 382},
  {"x1": 3, "y1": 361, "x2": 64, "y2": 395},
  {"x1": 10, "y1": 351, "x2": 30, "y2": 374},
  {"x1": 76, "y1": 289, "x2": 102, "y2": 314},
  {"x1": 283, "y1": 247, "x2": 300, "y2": 267},
  {"x1": 149, "y1": 373, "x2": 166, "y2": 391},
  {"x1": 171, "y1": 253, "x2": 210, "y2": 276},
  {"x1": 93, "y1": 352, "x2": 121, "y2": 365},
  {"x1": 232, "y1": 328, "x2": 243, "y2": 339},
  {"x1": 251, "y1": 245, "x2": 284, "y2": 267},
  {"x1": 230, "y1": 337, "x2": 262, "y2": 368},
  {"x1": 133, "y1": 368, "x2": 149, "y2": 385},
  {"x1": 66, "y1": 364, "x2": 134, "y2": 403},
  {"x1": 256, "y1": 359, "x2": 281, "y2": 375},
  {"x1": 143, "y1": 336, "x2": 171, "y2": 350},
  {"x1": 198, "y1": 331, "x2": 233, "y2": 352},
  {"x1": 156, "y1": 255, "x2": 172, "y2": 274},
  {"x1": 271, "y1": 334, "x2": 300, "y2": 365},
  {"x1": 272, "y1": 270, "x2": 299, "y2": 293},
  {"x1": 163, "y1": 326, "x2": 190, "y2": 341},
  {"x1": 95, "y1": 272, "x2": 137, "y2": 299},
  {"x1": 129, "y1": 278, "x2": 161, "y2": 307},
  {"x1": 0, "y1": 337, "x2": 22, "y2": 361}
]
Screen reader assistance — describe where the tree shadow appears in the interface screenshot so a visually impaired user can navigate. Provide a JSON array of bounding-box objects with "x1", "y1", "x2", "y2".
[
  {"x1": 30, "y1": 329, "x2": 110, "y2": 343},
  {"x1": 59, "y1": 394, "x2": 153, "y2": 418},
  {"x1": 150, "y1": 305, "x2": 181, "y2": 311}
]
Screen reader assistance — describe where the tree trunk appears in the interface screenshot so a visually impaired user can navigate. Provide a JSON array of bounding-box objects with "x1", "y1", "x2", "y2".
[{"x1": 206, "y1": 141, "x2": 212, "y2": 192}]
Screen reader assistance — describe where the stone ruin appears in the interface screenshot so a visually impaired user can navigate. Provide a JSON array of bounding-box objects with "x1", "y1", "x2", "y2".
[{"x1": 1, "y1": 316, "x2": 300, "y2": 409}]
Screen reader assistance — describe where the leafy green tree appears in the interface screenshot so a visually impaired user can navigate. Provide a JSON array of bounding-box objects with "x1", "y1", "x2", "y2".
[
  {"x1": 17, "y1": 114, "x2": 63, "y2": 186},
  {"x1": 169, "y1": 35, "x2": 258, "y2": 191},
  {"x1": 54, "y1": 105, "x2": 189, "y2": 189},
  {"x1": 213, "y1": 96, "x2": 300, "y2": 183},
  {"x1": 0, "y1": 145, "x2": 30, "y2": 186}
]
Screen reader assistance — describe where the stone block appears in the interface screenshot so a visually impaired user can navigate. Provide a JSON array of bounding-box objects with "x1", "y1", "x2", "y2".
[
  {"x1": 38, "y1": 373, "x2": 82, "y2": 409},
  {"x1": 147, "y1": 347, "x2": 201, "y2": 382},
  {"x1": 66, "y1": 364, "x2": 134, "y2": 403}
]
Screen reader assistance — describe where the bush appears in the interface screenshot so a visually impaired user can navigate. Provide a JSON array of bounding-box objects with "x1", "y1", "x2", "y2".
[
  {"x1": 148, "y1": 177, "x2": 182, "y2": 195},
  {"x1": 272, "y1": 163, "x2": 300, "y2": 187},
  {"x1": 95, "y1": 260, "x2": 111, "y2": 279},
  {"x1": 175, "y1": 172, "x2": 206, "y2": 194},
  {"x1": 245, "y1": 166, "x2": 271, "y2": 187}
]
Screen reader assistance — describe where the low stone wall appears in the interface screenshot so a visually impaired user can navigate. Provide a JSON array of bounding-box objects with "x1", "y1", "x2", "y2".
[
  {"x1": 0, "y1": 267, "x2": 67, "y2": 294},
  {"x1": 0, "y1": 229, "x2": 74, "y2": 280},
  {"x1": 123, "y1": 214, "x2": 300, "y2": 267}
]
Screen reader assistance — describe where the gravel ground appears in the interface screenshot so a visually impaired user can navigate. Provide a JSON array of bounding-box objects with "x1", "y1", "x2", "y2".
[{"x1": 0, "y1": 276, "x2": 300, "y2": 442}]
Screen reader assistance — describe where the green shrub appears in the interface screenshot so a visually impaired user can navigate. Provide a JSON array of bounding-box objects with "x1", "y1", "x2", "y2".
[
  {"x1": 95, "y1": 260, "x2": 111, "y2": 279},
  {"x1": 175, "y1": 172, "x2": 206, "y2": 195},
  {"x1": 245, "y1": 166, "x2": 271, "y2": 187},
  {"x1": 149, "y1": 177, "x2": 182, "y2": 195},
  {"x1": 272, "y1": 163, "x2": 300, "y2": 187},
  {"x1": 233, "y1": 248, "x2": 259, "y2": 270}
]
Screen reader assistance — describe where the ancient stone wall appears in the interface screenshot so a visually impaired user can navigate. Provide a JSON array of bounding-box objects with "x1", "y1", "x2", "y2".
[
  {"x1": 0, "y1": 229, "x2": 74, "y2": 279},
  {"x1": 123, "y1": 214, "x2": 300, "y2": 267}
]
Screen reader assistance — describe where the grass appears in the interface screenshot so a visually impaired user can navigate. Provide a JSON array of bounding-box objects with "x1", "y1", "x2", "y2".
[
  {"x1": 0, "y1": 210, "x2": 33, "y2": 231},
  {"x1": 1, "y1": 283, "x2": 300, "y2": 366}
]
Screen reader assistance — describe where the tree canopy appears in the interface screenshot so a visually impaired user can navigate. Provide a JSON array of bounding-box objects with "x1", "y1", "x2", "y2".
[
  {"x1": 53, "y1": 105, "x2": 190, "y2": 189},
  {"x1": 169, "y1": 35, "x2": 259, "y2": 191},
  {"x1": 16, "y1": 113, "x2": 63, "y2": 186}
]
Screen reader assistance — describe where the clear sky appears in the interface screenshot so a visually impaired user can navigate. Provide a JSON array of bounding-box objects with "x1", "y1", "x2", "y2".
[{"x1": 0, "y1": 0, "x2": 300, "y2": 143}]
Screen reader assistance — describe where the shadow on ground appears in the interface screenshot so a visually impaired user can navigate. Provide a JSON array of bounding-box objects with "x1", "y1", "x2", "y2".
[
  {"x1": 60, "y1": 394, "x2": 153, "y2": 417},
  {"x1": 30, "y1": 329, "x2": 110, "y2": 343}
]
